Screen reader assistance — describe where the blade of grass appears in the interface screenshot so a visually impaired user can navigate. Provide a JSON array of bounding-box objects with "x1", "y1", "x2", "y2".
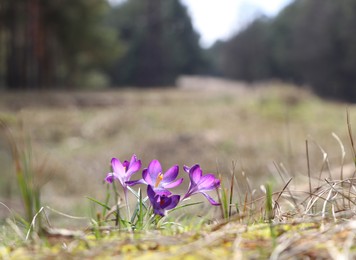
[
  {"x1": 265, "y1": 183, "x2": 276, "y2": 247},
  {"x1": 332, "y1": 132, "x2": 346, "y2": 208},
  {"x1": 274, "y1": 177, "x2": 293, "y2": 208},
  {"x1": 242, "y1": 192, "x2": 248, "y2": 221},
  {"x1": 45, "y1": 206, "x2": 87, "y2": 220},
  {"x1": 332, "y1": 133, "x2": 346, "y2": 180},
  {"x1": 103, "y1": 184, "x2": 111, "y2": 218},
  {"x1": 216, "y1": 174, "x2": 225, "y2": 219},
  {"x1": 137, "y1": 189, "x2": 144, "y2": 230},
  {"x1": 347, "y1": 109, "x2": 356, "y2": 209},
  {"x1": 235, "y1": 202, "x2": 240, "y2": 215},
  {"x1": 229, "y1": 161, "x2": 236, "y2": 218},
  {"x1": 221, "y1": 187, "x2": 228, "y2": 219},
  {"x1": 6, "y1": 218, "x2": 25, "y2": 240},
  {"x1": 325, "y1": 179, "x2": 356, "y2": 206},
  {"x1": 1, "y1": 120, "x2": 40, "y2": 222},
  {"x1": 305, "y1": 139, "x2": 312, "y2": 197},
  {"x1": 130, "y1": 188, "x2": 142, "y2": 226},
  {"x1": 273, "y1": 162, "x2": 298, "y2": 208},
  {"x1": 25, "y1": 206, "x2": 44, "y2": 240},
  {"x1": 265, "y1": 184, "x2": 274, "y2": 221},
  {"x1": 170, "y1": 201, "x2": 203, "y2": 213},
  {"x1": 347, "y1": 108, "x2": 356, "y2": 164},
  {"x1": 310, "y1": 139, "x2": 330, "y2": 184},
  {"x1": 86, "y1": 196, "x2": 111, "y2": 211}
]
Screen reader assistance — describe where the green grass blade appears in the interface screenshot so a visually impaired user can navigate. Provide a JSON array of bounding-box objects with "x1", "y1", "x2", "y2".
[
  {"x1": 86, "y1": 196, "x2": 111, "y2": 211},
  {"x1": 127, "y1": 186, "x2": 140, "y2": 198},
  {"x1": 265, "y1": 183, "x2": 276, "y2": 246},
  {"x1": 221, "y1": 187, "x2": 229, "y2": 220},
  {"x1": 136, "y1": 189, "x2": 144, "y2": 230},
  {"x1": 229, "y1": 172, "x2": 235, "y2": 218},
  {"x1": 102, "y1": 185, "x2": 111, "y2": 217},
  {"x1": 169, "y1": 201, "x2": 203, "y2": 213},
  {"x1": 265, "y1": 183, "x2": 273, "y2": 221}
]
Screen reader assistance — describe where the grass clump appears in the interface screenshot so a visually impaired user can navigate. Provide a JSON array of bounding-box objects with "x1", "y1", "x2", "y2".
[
  {"x1": 2, "y1": 136, "x2": 356, "y2": 259},
  {"x1": 3, "y1": 84, "x2": 356, "y2": 258}
]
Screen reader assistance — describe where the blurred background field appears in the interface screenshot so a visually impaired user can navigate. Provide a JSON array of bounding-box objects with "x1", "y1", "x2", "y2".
[
  {"x1": 1, "y1": 77, "x2": 356, "y2": 223},
  {"x1": 1, "y1": 0, "x2": 356, "y2": 224}
]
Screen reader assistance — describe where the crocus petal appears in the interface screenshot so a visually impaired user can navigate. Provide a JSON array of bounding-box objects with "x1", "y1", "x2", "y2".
[
  {"x1": 197, "y1": 174, "x2": 220, "y2": 191},
  {"x1": 153, "y1": 208, "x2": 165, "y2": 217},
  {"x1": 142, "y1": 169, "x2": 153, "y2": 185},
  {"x1": 111, "y1": 158, "x2": 125, "y2": 176},
  {"x1": 147, "y1": 185, "x2": 181, "y2": 216},
  {"x1": 126, "y1": 160, "x2": 141, "y2": 176},
  {"x1": 125, "y1": 179, "x2": 146, "y2": 186},
  {"x1": 105, "y1": 173, "x2": 115, "y2": 183},
  {"x1": 184, "y1": 164, "x2": 200, "y2": 173},
  {"x1": 214, "y1": 179, "x2": 221, "y2": 188},
  {"x1": 148, "y1": 160, "x2": 162, "y2": 182},
  {"x1": 162, "y1": 165, "x2": 179, "y2": 183},
  {"x1": 129, "y1": 154, "x2": 138, "y2": 166},
  {"x1": 122, "y1": 160, "x2": 130, "y2": 169},
  {"x1": 189, "y1": 165, "x2": 202, "y2": 184},
  {"x1": 201, "y1": 192, "x2": 220, "y2": 206},
  {"x1": 163, "y1": 178, "x2": 184, "y2": 189},
  {"x1": 147, "y1": 185, "x2": 156, "y2": 202},
  {"x1": 165, "y1": 195, "x2": 180, "y2": 210},
  {"x1": 183, "y1": 165, "x2": 191, "y2": 173},
  {"x1": 159, "y1": 197, "x2": 172, "y2": 208},
  {"x1": 153, "y1": 187, "x2": 172, "y2": 196}
]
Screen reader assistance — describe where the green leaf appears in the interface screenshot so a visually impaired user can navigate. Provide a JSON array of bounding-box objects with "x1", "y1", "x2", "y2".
[
  {"x1": 86, "y1": 196, "x2": 111, "y2": 211},
  {"x1": 169, "y1": 201, "x2": 203, "y2": 213}
]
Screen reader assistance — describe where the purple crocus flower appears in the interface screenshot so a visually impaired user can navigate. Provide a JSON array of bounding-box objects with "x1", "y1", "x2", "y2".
[
  {"x1": 183, "y1": 164, "x2": 221, "y2": 206},
  {"x1": 127, "y1": 159, "x2": 183, "y2": 196},
  {"x1": 147, "y1": 185, "x2": 180, "y2": 217},
  {"x1": 105, "y1": 154, "x2": 141, "y2": 189}
]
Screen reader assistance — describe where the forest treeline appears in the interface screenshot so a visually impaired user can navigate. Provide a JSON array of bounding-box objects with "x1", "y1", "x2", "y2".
[
  {"x1": 217, "y1": 0, "x2": 356, "y2": 102},
  {"x1": 1, "y1": 0, "x2": 356, "y2": 102},
  {"x1": 0, "y1": 0, "x2": 206, "y2": 89}
]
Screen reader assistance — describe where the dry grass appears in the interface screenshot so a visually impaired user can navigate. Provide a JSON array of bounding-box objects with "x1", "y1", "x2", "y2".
[
  {"x1": 1, "y1": 77, "x2": 356, "y2": 222},
  {"x1": 2, "y1": 77, "x2": 356, "y2": 258}
]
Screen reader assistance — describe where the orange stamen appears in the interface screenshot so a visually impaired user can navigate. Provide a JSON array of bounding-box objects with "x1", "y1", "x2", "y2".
[{"x1": 155, "y1": 173, "x2": 164, "y2": 187}]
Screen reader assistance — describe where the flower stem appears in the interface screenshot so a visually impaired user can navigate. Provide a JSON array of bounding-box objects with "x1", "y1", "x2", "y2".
[{"x1": 123, "y1": 187, "x2": 131, "y2": 219}]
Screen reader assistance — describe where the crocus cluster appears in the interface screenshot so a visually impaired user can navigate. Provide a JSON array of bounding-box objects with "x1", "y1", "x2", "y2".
[{"x1": 105, "y1": 154, "x2": 220, "y2": 217}]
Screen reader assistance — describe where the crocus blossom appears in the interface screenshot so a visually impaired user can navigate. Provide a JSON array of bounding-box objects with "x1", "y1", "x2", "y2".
[
  {"x1": 183, "y1": 164, "x2": 221, "y2": 205},
  {"x1": 105, "y1": 154, "x2": 141, "y2": 189},
  {"x1": 127, "y1": 159, "x2": 183, "y2": 195},
  {"x1": 147, "y1": 185, "x2": 180, "y2": 216}
]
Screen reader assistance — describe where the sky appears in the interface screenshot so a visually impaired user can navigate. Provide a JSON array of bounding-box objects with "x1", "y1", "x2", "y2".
[
  {"x1": 108, "y1": 0, "x2": 293, "y2": 48},
  {"x1": 181, "y1": 0, "x2": 293, "y2": 47}
]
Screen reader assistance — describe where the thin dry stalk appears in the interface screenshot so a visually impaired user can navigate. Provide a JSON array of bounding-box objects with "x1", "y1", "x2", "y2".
[
  {"x1": 274, "y1": 178, "x2": 293, "y2": 208},
  {"x1": 321, "y1": 187, "x2": 335, "y2": 221},
  {"x1": 305, "y1": 188, "x2": 329, "y2": 214},
  {"x1": 332, "y1": 133, "x2": 346, "y2": 180},
  {"x1": 273, "y1": 162, "x2": 298, "y2": 208},
  {"x1": 25, "y1": 206, "x2": 44, "y2": 240},
  {"x1": 325, "y1": 179, "x2": 356, "y2": 206},
  {"x1": 347, "y1": 109, "x2": 356, "y2": 209},
  {"x1": 305, "y1": 140, "x2": 312, "y2": 197},
  {"x1": 242, "y1": 193, "x2": 249, "y2": 220},
  {"x1": 333, "y1": 132, "x2": 347, "y2": 207},
  {"x1": 6, "y1": 218, "x2": 25, "y2": 240},
  {"x1": 310, "y1": 139, "x2": 331, "y2": 182},
  {"x1": 347, "y1": 109, "x2": 356, "y2": 164}
]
